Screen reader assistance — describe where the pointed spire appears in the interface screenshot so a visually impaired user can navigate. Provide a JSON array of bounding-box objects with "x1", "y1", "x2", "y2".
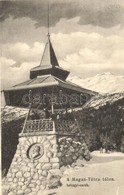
[
  {"x1": 39, "y1": 1, "x2": 59, "y2": 68},
  {"x1": 40, "y1": 36, "x2": 59, "y2": 67},
  {"x1": 30, "y1": 1, "x2": 70, "y2": 80}
]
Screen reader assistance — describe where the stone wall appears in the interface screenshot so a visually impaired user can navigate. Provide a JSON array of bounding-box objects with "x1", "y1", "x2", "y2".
[
  {"x1": 4, "y1": 135, "x2": 61, "y2": 195},
  {"x1": 3, "y1": 133, "x2": 90, "y2": 195}
]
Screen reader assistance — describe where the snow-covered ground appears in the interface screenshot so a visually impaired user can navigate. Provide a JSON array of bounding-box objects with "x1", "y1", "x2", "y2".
[
  {"x1": 92, "y1": 151, "x2": 124, "y2": 157},
  {"x1": 38, "y1": 151, "x2": 124, "y2": 195},
  {"x1": 68, "y1": 72, "x2": 124, "y2": 94},
  {"x1": 1, "y1": 106, "x2": 28, "y2": 123},
  {"x1": 86, "y1": 93, "x2": 124, "y2": 109}
]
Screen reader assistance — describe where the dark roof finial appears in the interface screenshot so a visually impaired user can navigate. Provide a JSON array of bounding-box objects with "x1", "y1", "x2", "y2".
[{"x1": 47, "y1": 0, "x2": 50, "y2": 38}]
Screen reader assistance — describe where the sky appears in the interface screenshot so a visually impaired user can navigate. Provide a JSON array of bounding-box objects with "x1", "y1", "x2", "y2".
[{"x1": 0, "y1": 0, "x2": 124, "y2": 90}]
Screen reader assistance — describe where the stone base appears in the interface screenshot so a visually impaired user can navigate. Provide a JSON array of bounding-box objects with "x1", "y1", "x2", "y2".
[
  {"x1": 4, "y1": 133, "x2": 90, "y2": 194},
  {"x1": 4, "y1": 135, "x2": 61, "y2": 194}
]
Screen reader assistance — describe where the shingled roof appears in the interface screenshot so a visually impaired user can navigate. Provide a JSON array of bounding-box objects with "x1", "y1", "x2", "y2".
[{"x1": 5, "y1": 74, "x2": 97, "y2": 96}]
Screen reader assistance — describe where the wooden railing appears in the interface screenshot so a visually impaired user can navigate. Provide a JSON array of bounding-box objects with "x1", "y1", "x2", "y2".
[
  {"x1": 23, "y1": 119, "x2": 54, "y2": 133},
  {"x1": 21, "y1": 118, "x2": 79, "y2": 135},
  {"x1": 55, "y1": 119, "x2": 78, "y2": 133}
]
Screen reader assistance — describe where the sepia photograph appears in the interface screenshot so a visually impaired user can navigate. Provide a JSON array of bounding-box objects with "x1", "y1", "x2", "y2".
[{"x1": 0, "y1": 0, "x2": 124, "y2": 195}]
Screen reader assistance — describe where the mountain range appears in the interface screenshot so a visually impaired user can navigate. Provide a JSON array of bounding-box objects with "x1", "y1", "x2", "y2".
[
  {"x1": 68, "y1": 72, "x2": 124, "y2": 94},
  {"x1": 1, "y1": 72, "x2": 124, "y2": 109}
]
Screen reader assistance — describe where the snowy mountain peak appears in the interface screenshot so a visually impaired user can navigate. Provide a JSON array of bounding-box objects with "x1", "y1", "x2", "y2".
[
  {"x1": 97, "y1": 72, "x2": 113, "y2": 76},
  {"x1": 68, "y1": 72, "x2": 124, "y2": 94}
]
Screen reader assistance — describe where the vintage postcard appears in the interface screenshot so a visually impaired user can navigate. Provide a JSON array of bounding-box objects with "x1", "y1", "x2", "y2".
[{"x1": 1, "y1": 0, "x2": 124, "y2": 195}]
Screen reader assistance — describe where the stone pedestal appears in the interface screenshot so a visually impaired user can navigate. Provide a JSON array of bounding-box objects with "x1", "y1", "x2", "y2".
[
  {"x1": 5, "y1": 134, "x2": 61, "y2": 194},
  {"x1": 4, "y1": 130, "x2": 89, "y2": 195}
]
